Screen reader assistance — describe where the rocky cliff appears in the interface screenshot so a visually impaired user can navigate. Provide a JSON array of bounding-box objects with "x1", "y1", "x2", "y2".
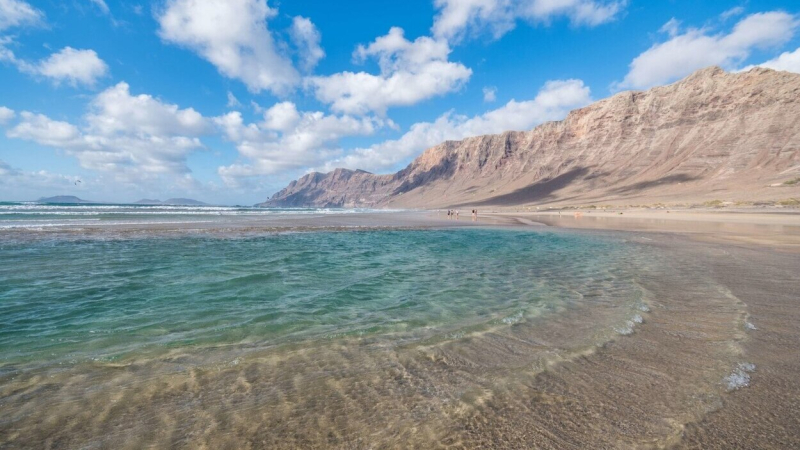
[{"x1": 259, "y1": 67, "x2": 800, "y2": 208}]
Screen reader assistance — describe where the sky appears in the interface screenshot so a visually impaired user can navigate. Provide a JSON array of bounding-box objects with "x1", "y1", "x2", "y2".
[{"x1": 1, "y1": 0, "x2": 799, "y2": 205}]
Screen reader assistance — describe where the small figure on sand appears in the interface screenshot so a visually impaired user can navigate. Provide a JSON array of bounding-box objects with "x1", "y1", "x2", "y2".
[
  {"x1": 472, "y1": 209, "x2": 477, "y2": 221},
  {"x1": 455, "y1": 210, "x2": 459, "y2": 220}
]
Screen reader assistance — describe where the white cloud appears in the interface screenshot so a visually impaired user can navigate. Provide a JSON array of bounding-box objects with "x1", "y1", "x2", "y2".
[
  {"x1": 261, "y1": 101, "x2": 300, "y2": 131},
  {"x1": 431, "y1": 0, "x2": 625, "y2": 42},
  {"x1": 7, "y1": 112, "x2": 82, "y2": 147},
  {"x1": 290, "y1": 16, "x2": 324, "y2": 71},
  {"x1": 307, "y1": 27, "x2": 472, "y2": 115},
  {"x1": 0, "y1": 0, "x2": 42, "y2": 31},
  {"x1": 157, "y1": 0, "x2": 298, "y2": 95},
  {"x1": 319, "y1": 78, "x2": 591, "y2": 173},
  {"x1": 226, "y1": 91, "x2": 242, "y2": 108},
  {"x1": 743, "y1": 46, "x2": 800, "y2": 73},
  {"x1": 660, "y1": 18, "x2": 680, "y2": 38},
  {"x1": 3, "y1": 82, "x2": 210, "y2": 180},
  {"x1": 618, "y1": 11, "x2": 799, "y2": 90},
  {"x1": 29, "y1": 47, "x2": 108, "y2": 87},
  {"x1": 721, "y1": 6, "x2": 745, "y2": 21},
  {"x1": 0, "y1": 106, "x2": 14, "y2": 124},
  {"x1": 0, "y1": 44, "x2": 109, "y2": 87},
  {"x1": 483, "y1": 86, "x2": 497, "y2": 102},
  {"x1": 89, "y1": 0, "x2": 110, "y2": 14},
  {"x1": 215, "y1": 103, "x2": 385, "y2": 185},
  {"x1": 86, "y1": 82, "x2": 208, "y2": 136}
]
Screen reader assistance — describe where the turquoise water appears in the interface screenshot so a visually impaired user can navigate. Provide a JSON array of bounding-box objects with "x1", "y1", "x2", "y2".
[{"x1": 0, "y1": 228, "x2": 646, "y2": 369}]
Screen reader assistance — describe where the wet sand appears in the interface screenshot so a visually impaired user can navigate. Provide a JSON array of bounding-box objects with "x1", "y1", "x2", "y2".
[
  {"x1": 488, "y1": 209, "x2": 800, "y2": 448},
  {"x1": 487, "y1": 209, "x2": 800, "y2": 249},
  {"x1": 1, "y1": 210, "x2": 799, "y2": 448}
]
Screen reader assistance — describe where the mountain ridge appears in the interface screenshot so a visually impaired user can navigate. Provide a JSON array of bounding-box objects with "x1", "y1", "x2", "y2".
[{"x1": 259, "y1": 67, "x2": 800, "y2": 208}]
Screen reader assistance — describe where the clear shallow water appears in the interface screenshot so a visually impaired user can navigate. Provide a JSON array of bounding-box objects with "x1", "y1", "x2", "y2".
[
  {"x1": 0, "y1": 228, "x2": 647, "y2": 368},
  {"x1": 0, "y1": 224, "x2": 761, "y2": 449}
]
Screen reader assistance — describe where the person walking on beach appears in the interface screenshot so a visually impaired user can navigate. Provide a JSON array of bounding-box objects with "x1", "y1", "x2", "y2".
[{"x1": 455, "y1": 210, "x2": 459, "y2": 220}]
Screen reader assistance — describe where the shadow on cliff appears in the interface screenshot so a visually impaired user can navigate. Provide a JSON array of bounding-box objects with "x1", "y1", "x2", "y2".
[
  {"x1": 391, "y1": 156, "x2": 457, "y2": 196},
  {"x1": 608, "y1": 173, "x2": 698, "y2": 194},
  {"x1": 457, "y1": 167, "x2": 590, "y2": 207},
  {"x1": 455, "y1": 170, "x2": 700, "y2": 207}
]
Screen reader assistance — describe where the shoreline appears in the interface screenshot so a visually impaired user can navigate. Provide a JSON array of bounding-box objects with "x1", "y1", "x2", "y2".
[
  {"x1": 484, "y1": 208, "x2": 800, "y2": 250},
  {"x1": 5, "y1": 206, "x2": 800, "y2": 251},
  {"x1": 479, "y1": 208, "x2": 800, "y2": 447}
]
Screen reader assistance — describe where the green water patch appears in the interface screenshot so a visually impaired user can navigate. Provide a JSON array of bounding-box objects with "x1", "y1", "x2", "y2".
[{"x1": 0, "y1": 228, "x2": 651, "y2": 368}]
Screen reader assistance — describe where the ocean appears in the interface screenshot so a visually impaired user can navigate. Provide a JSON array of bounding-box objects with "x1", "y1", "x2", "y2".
[{"x1": 0, "y1": 201, "x2": 395, "y2": 230}]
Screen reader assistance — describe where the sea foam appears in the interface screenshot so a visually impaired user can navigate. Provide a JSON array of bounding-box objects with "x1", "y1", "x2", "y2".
[{"x1": 724, "y1": 363, "x2": 756, "y2": 391}]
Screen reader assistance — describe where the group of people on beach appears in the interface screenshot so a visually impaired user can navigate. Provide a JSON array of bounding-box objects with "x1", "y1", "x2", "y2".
[{"x1": 446, "y1": 209, "x2": 479, "y2": 221}]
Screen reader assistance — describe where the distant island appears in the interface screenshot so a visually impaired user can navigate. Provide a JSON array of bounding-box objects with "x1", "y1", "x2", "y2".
[
  {"x1": 133, "y1": 198, "x2": 208, "y2": 206},
  {"x1": 37, "y1": 196, "x2": 94, "y2": 204},
  {"x1": 34, "y1": 196, "x2": 208, "y2": 206}
]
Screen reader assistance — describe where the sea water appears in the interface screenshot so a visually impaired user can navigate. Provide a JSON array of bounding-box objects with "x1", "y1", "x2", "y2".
[
  {"x1": 0, "y1": 209, "x2": 665, "y2": 448},
  {"x1": 0, "y1": 227, "x2": 647, "y2": 367},
  {"x1": 0, "y1": 201, "x2": 394, "y2": 229}
]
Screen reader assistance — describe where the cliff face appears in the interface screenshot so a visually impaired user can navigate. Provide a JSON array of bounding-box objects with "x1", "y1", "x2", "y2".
[
  {"x1": 259, "y1": 67, "x2": 800, "y2": 208},
  {"x1": 260, "y1": 169, "x2": 395, "y2": 208}
]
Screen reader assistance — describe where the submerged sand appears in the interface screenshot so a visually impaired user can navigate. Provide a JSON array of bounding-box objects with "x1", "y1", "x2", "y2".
[
  {"x1": 1, "y1": 210, "x2": 798, "y2": 448},
  {"x1": 490, "y1": 208, "x2": 800, "y2": 448}
]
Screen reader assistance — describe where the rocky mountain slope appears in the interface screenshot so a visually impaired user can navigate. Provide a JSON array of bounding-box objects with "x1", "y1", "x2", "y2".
[{"x1": 259, "y1": 67, "x2": 800, "y2": 208}]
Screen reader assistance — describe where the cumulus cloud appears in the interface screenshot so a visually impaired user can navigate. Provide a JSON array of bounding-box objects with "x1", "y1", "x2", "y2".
[
  {"x1": 319, "y1": 78, "x2": 591, "y2": 173},
  {"x1": 0, "y1": 0, "x2": 42, "y2": 31},
  {"x1": 290, "y1": 16, "x2": 325, "y2": 71},
  {"x1": 215, "y1": 103, "x2": 386, "y2": 186},
  {"x1": 86, "y1": 82, "x2": 208, "y2": 136},
  {"x1": 618, "y1": 11, "x2": 798, "y2": 90},
  {"x1": 0, "y1": 45, "x2": 109, "y2": 87},
  {"x1": 7, "y1": 112, "x2": 82, "y2": 146},
  {"x1": 742, "y1": 46, "x2": 800, "y2": 73},
  {"x1": 0, "y1": 106, "x2": 14, "y2": 124},
  {"x1": 157, "y1": 0, "x2": 298, "y2": 95},
  {"x1": 29, "y1": 47, "x2": 108, "y2": 86},
  {"x1": 307, "y1": 27, "x2": 472, "y2": 115},
  {"x1": 431, "y1": 0, "x2": 625, "y2": 42},
  {"x1": 3, "y1": 82, "x2": 210, "y2": 180}
]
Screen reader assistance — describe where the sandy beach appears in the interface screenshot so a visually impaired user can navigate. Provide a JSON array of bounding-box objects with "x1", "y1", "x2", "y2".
[{"x1": 487, "y1": 208, "x2": 800, "y2": 249}]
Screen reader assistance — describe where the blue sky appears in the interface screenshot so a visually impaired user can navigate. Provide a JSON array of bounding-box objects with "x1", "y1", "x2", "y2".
[{"x1": 1, "y1": 0, "x2": 799, "y2": 204}]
